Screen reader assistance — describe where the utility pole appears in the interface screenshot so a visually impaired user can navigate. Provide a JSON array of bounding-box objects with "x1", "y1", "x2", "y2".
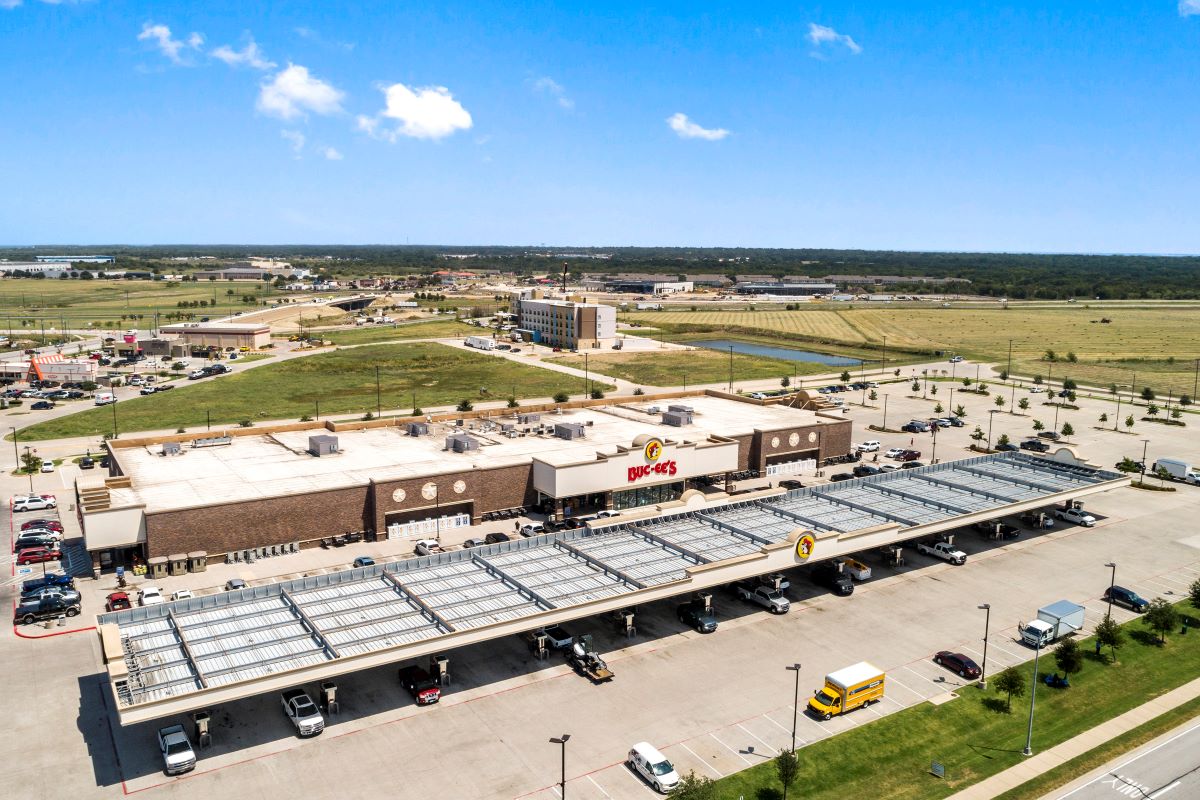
[
  {"x1": 882, "y1": 394, "x2": 889, "y2": 430},
  {"x1": 728, "y1": 345, "x2": 734, "y2": 393},
  {"x1": 1140, "y1": 439, "x2": 1150, "y2": 485},
  {"x1": 1114, "y1": 395, "x2": 1121, "y2": 431},
  {"x1": 977, "y1": 604, "x2": 991, "y2": 688},
  {"x1": 881, "y1": 335, "x2": 887, "y2": 378},
  {"x1": 549, "y1": 735, "x2": 570, "y2": 800},
  {"x1": 785, "y1": 663, "x2": 801, "y2": 754},
  {"x1": 375, "y1": 365, "x2": 381, "y2": 418},
  {"x1": 1007, "y1": 338, "x2": 1013, "y2": 377},
  {"x1": 1104, "y1": 562, "x2": 1117, "y2": 617},
  {"x1": 1023, "y1": 638, "x2": 1044, "y2": 756}
]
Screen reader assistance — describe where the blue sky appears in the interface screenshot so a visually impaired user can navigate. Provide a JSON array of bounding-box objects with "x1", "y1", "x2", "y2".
[{"x1": 1, "y1": 1, "x2": 1198, "y2": 252}]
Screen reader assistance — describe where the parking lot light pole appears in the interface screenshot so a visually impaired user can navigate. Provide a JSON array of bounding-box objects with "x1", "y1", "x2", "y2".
[
  {"x1": 1105, "y1": 562, "x2": 1117, "y2": 617},
  {"x1": 987, "y1": 409, "x2": 998, "y2": 450},
  {"x1": 977, "y1": 604, "x2": 991, "y2": 688},
  {"x1": 549, "y1": 734, "x2": 570, "y2": 799},
  {"x1": 785, "y1": 663, "x2": 802, "y2": 753},
  {"x1": 1023, "y1": 639, "x2": 1043, "y2": 756},
  {"x1": 1140, "y1": 439, "x2": 1150, "y2": 485}
]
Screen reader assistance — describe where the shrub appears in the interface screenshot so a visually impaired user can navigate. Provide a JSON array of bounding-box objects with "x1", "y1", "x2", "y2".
[
  {"x1": 456, "y1": 399, "x2": 473, "y2": 412},
  {"x1": 1053, "y1": 638, "x2": 1083, "y2": 675},
  {"x1": 1094, "y1": 614, "x2": 1124, "y2": 662},
  {"x1": 507, "y1": 397, "x2": 519, "y2": 408},
  {"x1": 553, "y1": 391, "x2": 570, "y2": 403},
  {"x1": 238, "y1": 420, "x2": 252, "y2": 428},
  {"x1": 993, "y1": 667, "x2": 1026, "y2": 712},
  {"x1": 590, "y1": 388, "x2": 605, "y2": 399},
  {"x1": 299, "y1": 415, "x2": 312, "y2": 422},
  {"x1": 633, "y1": 387, "x2": 645, "y2": 396},
  {"x1": 1145, "y1": 598, "x2": 1179, "y2": 644}
]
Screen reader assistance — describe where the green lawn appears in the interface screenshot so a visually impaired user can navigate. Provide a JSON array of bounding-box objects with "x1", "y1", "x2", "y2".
[
  {"x1": 545, "y1": 349, "x2": 830, "y2": 387},
  {"x1": 712, "y1": 603, "x2": 1200, "y2": 800},
  {"x1": 15, "y1": 342, "x2": 609, "y2": 440},
  {"x1": 317, "y1": 317, "x2": 476, "y2": 345}
]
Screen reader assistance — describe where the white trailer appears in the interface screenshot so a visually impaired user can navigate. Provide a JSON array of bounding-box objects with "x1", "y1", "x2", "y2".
[
  {"x1": 1153, "y1": 458, "x2": 1199, "y2": 485},
  {"x1": 465, "y1": 336, "x2": 496, "y2": 351}
]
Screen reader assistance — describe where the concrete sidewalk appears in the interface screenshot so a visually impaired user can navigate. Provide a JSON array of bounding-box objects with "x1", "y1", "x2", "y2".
[{"x1": 949, "y1": 675, "x2": 1200, "y2": 799}]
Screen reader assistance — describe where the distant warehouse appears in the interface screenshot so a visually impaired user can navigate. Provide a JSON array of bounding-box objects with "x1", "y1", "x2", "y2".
[{"x1": 159, "y1": 322, "x2": 271, "y2": 350}]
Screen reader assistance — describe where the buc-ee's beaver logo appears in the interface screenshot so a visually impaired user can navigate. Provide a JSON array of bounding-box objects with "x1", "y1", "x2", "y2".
[
  {"x1": 795, "y1": 533, "x2": 816, "y2": 560},
  {"x1": 628, "y1": 438, "x2": 676, "y2": 482}
]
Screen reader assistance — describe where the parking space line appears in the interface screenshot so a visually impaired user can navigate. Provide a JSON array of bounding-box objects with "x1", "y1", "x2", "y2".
[
  {"x1": 709, "y1": 732, "x2": 753, "y2": 765},
  {"x1": 586, "y1": 775, "x2": 612, "y2": 798},
  {"x1": 1142, "y1": 577, "x2": 1181, "y2": 593},
  {"x1": 898, "y1": 666, "x2": 939, "y2": 695},
  {"x1": 680, "y1": 743, "x2": 723, "y2": 778},
  {"x1": 761, "y1": 711, "x2": 795, "y2": 736},
  {"x1": 1150, "y1": 572, "x2": 1191, "y2": 588},
  {"x1": 986, "y1": 638, "x2": 1024, "y2": 660},
  {"x1": 737, "y1": 722, "x2": 777, "y2": 753}
]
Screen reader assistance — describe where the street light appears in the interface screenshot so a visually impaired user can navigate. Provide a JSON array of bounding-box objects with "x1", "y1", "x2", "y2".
[
  {"x1": 987, "y1": 409, "x2": 999, "y2": 450},
  {"x1": 549, "y1": 734, "x2": 570, "y2": 799},
  {"x1": 728, "y1": 345, "x2": 734, "y2": 392},
  {"x1": 1104, "y1": 562, "x2": 1117, "y2": 617},
  {"x1": 785, "y1": 663, "x2": 802, "y2": 753},
  {"x1": 1023, "y1": 638, "x2": 1044, "y2": 757},
  {"x1": 1140, "y1": 439, "x2": 1150, "y2": 485},
  {"x1": 977, "y1": 604, "x2": 991, "y2": 688}
]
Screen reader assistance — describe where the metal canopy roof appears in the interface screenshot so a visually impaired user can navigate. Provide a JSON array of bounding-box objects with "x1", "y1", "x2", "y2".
[{"x1": 102, "y1": 452, "x2": 1119, "y2": 717}]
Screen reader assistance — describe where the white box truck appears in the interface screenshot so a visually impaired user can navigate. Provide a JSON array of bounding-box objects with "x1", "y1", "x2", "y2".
[
  {"x1": 465, "y1": 336, "x2": 496, "y2": 351},
  {"x1": 1020, "y1": 600, "x2": 1086, "y2": 647},
  {"x1": 1152, "y1": 458, "x2": 1199, "y2": 485}
]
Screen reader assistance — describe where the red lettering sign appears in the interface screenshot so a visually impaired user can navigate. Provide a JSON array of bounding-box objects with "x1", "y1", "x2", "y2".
[{"x1": 627, "y1": 460, "x2": 678, "y2": 482}]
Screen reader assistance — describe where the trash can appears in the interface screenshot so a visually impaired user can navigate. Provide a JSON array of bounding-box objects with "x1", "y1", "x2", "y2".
[
  {"x1": 168, "y1": 553, "x2": 188, "y2": 577},
  {"x1": 188, "y1": 551, "x2": 208, "y2": 573},
  {"x1": 148, "y1": 556, "x2": 169, "y2": 580}
]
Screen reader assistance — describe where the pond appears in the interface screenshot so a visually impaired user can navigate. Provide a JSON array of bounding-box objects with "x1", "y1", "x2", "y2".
[{"x1": 691, "y1": 339, "x2": 861, "y2": 367}]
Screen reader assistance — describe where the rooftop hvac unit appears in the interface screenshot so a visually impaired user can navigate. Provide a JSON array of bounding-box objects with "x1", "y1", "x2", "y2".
[
  {"x1": 161, "y1": 441, "x2": 182, "y2": 456},
  {"x1": 667, "y1": 404, "x2": 694, "y2": 414},
  {"x1": 445, "y1": 433, "x2": 480, "y2": 453},
  {"x1": 554, "y1": 422, "x2": 586, "y2": 440},
  {"x1": 517, "y1": 413, "x2": 541, "y2": 424},
  {"x1": 645, "y1": 406, "x2": 661, "y2": 415},
  {"x1": 406, "y1": 422, "x2": 429, "y2": 436},
  {"x1": 662, "y1": 410, "x2": 692, "y2": 427},
  {"x1": 308, "y1": 434, "x2": 339, "y2": 457}
]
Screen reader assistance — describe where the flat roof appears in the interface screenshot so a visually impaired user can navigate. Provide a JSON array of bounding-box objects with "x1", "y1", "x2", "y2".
[
  {"x1": 107, "y1": 396, "x2": 837, "y2": 513},
  {"x1": 101, "y1": 452, "x2": 1123, "y2": 723}
]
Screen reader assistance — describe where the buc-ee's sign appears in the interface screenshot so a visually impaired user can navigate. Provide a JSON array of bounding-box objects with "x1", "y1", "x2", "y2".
[{"x1": 627, "y1": 437, "x2": 678, "y2": 483}]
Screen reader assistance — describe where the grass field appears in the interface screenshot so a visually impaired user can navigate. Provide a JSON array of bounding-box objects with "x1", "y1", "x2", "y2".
[
  {"x1": 0, "y1": 277, "x2": 280, "y2": 333},
  {"x1": 15, "y1": 342, "x2": 607, "y2": 440},
  {"x1": 544, "y1": 349, "x2": 832, "y2": 387},
  {"x1": 713, "y1": 601, "x2": 1200, "y2": 800},
  {"x1": 628, "y1": 305, "x2": 1200, "y2": 395},
  {"x1": 316, "y1": 317, "x2": 476, "y2": 345}
]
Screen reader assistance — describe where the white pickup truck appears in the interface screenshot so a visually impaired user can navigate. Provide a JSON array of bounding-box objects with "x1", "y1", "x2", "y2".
[
  {"x1": 281, "y1": 689, "x2": 325, "y2": 737},
  {"x1": 157, "y1": 724, "x2": 197, "y2": 775},
  {"x1": 734, "y1": 582, "x2": 790, "y2": 614},
  {"x1": 836, "y1": 557, "x2": 873, "y2": 580},
  {"x1": 916, "y1": 541, "x2": 967, "y2": 565},
  {"x1": 1054, "y1": 507, "x2": 1096, "y2": 527}
]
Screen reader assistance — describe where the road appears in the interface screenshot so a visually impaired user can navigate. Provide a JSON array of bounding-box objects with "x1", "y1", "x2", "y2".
[{"x1": 1052, "y1": 719, "x2": 1200, "y2": 799}]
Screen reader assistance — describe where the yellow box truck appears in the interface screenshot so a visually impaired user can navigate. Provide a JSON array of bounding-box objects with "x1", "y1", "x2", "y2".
[{"x1": 807, "y1": 662, "x2": 885, "y2": 720}]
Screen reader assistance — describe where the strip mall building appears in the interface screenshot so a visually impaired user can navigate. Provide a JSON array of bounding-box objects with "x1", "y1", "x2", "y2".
[{"x1": 77, "y1": 393, "x2": 851, "y2": 571}]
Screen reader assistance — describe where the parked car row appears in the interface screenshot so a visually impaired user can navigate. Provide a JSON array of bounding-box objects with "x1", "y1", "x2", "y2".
[{"x1": 15, "y1": 571, "x2": 80, "y2": 625}]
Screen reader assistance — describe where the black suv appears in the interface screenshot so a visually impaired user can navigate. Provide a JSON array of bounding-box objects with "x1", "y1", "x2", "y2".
[
  {"x1": 852, "y1": 464, "x2": 882, "y2": 477},
  {"x1": 810, "y1": 562, "x2": 854, "y2": 596},
  {"x1": 677, "y1": 601, "x2": 718, "y2": 633},
  {"x1": 1103, "y1": 585, "x2": 1149, "y2": 612},
  {"x1": 14, "y1": 596, "x2": 80, "y2": 625}
]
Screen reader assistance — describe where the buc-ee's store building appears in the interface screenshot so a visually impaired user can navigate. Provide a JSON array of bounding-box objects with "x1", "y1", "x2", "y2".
[{"x1": 79, "y1": 393, "x2": 852, "y2": 567}]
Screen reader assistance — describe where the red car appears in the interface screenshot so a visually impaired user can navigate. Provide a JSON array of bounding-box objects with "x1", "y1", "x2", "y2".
[
  {"x1": 21, "y1": 519, "x2": 64, "y2": 533},
  {"x1": 16, "y1": 546, "x2": 62, "y2": 566},
  {"x1": 897, "y1": 449, "x2": 922, "y2": 462},
  {"x1": 105, "y1": 591, "x2": 132, "y2": 612},
  {"x1": 934, "y1": 651, "x2": 981, "y2": 680}
]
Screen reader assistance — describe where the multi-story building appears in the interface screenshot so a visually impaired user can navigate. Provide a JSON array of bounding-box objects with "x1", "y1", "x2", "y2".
[{"x1": 516, "y1": 298, "x2": 616, "y2": 349}]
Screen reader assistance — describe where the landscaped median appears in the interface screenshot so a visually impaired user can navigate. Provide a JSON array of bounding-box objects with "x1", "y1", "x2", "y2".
[{"x1": 686, "y1": 599, "x2": 1199, "y2": 800}]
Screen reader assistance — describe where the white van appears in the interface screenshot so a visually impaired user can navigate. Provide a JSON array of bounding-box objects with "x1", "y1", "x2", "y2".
[
  {"x1": 626, "y1": 742, "x2": 680, "y2": 794},
  {"x1": 1153, "y1": 458, "x2": 1199, "y2": 485},
  {"x1": 94, "y1": 391, "x2": 116, "y2": 406}
]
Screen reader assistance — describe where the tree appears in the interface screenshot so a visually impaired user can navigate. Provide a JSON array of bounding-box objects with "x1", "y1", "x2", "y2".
[
  {"x1": 970, "y1": 426, "x2": 985, "y2": 442},
  {"x1": 553, "y1": 391, "x2": 570, "y2": 403},
  {"x1": 1125, "y1": 415, "x2": 1135, "y2": 430},
  {"x1": 411, "y1": 406, "x2": 423, "y2": 416},
  {"x1": 775, "y1": 749, "x2": 800, "y2": 800},
  {"x1": 933, "y1": 402, "x2": 944, "y2": 414},
  {"x1": 993, "y1": 666, "x2": 1026, "y2": 712},
  {"x1": 1066, "y1": 390, "x2": 1077, "y2": 403},
  {"x1": 781, "y1": 375, "x2": 790, "y2": 388},
  {"x1": 962, "y1": 377, "x2": 972, "y2": 387},
  {"x1": 667, "y1": 771, "x2": 717, "y2": 800},
  {"x1": 840, "y1": 371, "x2": 851, "y2": 383},
  {"x1": 911, "y1": 380, "x2": 920, "y2": 392},
  {"x1": 929, "y1": 383, "x2": 938, "y2": 396},
  {"x1": 590, "y1": 388, "x2": 605, "y2": 399},
  {"x1": 1094, "y1": 614, "x2": 1124, "y2": 663},
  {"x1": 171, "y1": 361, "x2": 185, "y2": 371},
  {"x1": 1099, "y1": 412, "x2": 1108, "y2": 423},
  {"x1": 1182, "y1": 394, "x2": 1193, "y2": 407},
  {"x1": 1116, "y1": 457, "x2": 1139, "y2": 473},
  {"x1": 1061, "y1": 422, "x2": 1075, "y2": 437},
  {"x1": 999, "y1": 370, "x2": 1009, "y2": 381},
  {"x1": 507, "y1": 397, "x2": 519, "y2": 408},
  {"x1": 1043, "y1": 349, "x2": 1057, "y2": 362},
  {"x1": 1053, "y1": 638, "x2": 1083, "y2": 675},
  {"x1": 1145, "y1": 598, "x2": 1178, "y2": 644},
  {"x1": 1067, "y1": 351, "x2": 1078, "y2": 363},
  {"x1": 1033, "y1": 374, "x2": 1043, "y2": 385},
  {"x1": 1188, "y1": 577, "x2": 1200, "y2": 611},
  {"x1": 1141, "y1": 387, "x2": 1155, "y2": 401},
  {"x1": 1018, "y1": 397, "x2": 1030, "y2": 411},
  {"x1": 994, "y1": 395, "x2": 1005, "y2": 409},
  {"x1": 1172, "y1": 408, "x2": 1182, "y2": 420},
  {"x1": 1155, "y1": 465, "x2": 1172, "y2": 487},
  {"x1": 868, "y1": 389, "x2": 878, "y2": 402},
  {"x1": 1147, "y1": 404, "x2": 1160, "y2": 417},
  {"x1": 954, "y1": 404, "x2": 966, "y2": 417},
  {"x1": 19, "y1": 451, "x2": 42, "y2": 474},
  {"x1": 1032, "y1": 419, "x2": 1045, "y2": 432},
  {"x1": 997, "y1": 433, "x2": 1011, "y2": 447},
  {"x1": 456, "y1": 399, "x2": 474, "y2": 412}
]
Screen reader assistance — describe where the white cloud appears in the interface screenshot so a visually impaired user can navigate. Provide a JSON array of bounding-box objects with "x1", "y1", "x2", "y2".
[
  {"x1": 212, "y1": 37, "x2": 275, "y2": 70},
  {"x1": 666, "y1": 112, "x2": 729, "y2": 141},
  {"x1": 138, "y1": 22, "x2": 205, "y2": 65},
  {"x1": 321, "y1": 146, "x2": 344, "y2": 161},
  {"x1": 294, "y1": 26, "x2": 355, "y2": 51},
  {"x1": 807, "y1": 23, "x2": 862, "y2": 55},
  {"x1": 281, "y1": 129, "x2": 305, "y2": 158},
  {"x1": 4, "y1": 0, "x2": 90, "y2": 8},
  {"x1": 1181, "y1": 1, "x2": 1200, "y2": 16},
  {"x1": 357, "y1": 83, "x2": 472, "y2": 141},
  {"x1": 257, "y1": 63, "x2": 345, "y2": 120},
  {"x1": 533, "y1": 76, "x2": 574, "y2": 109},
  {"x1": 1, "y1": 1, "x2": 24, "y2": 10}
]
